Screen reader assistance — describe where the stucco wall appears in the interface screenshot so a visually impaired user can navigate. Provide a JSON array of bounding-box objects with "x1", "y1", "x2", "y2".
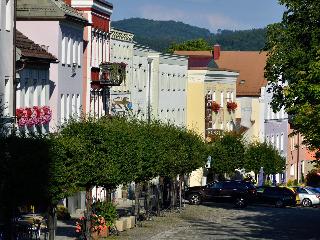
[
  {"x1": 0, "y1": 0, "x2": 14, "y2": 118},
  {"x1": 17, "y1": 20, "x2": 84, "y2": 131}
]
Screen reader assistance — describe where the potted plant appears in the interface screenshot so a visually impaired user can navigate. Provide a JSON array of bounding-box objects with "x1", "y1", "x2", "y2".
[
  {"x1": 227, "y1": 101, "x2": 237, "y2": 112},
  {"x1": 76, "y1": 202, "x2": 118, "y2": 239},
  {"x1": 211, "y1": 101, "x2": 220, "y2": 113}
]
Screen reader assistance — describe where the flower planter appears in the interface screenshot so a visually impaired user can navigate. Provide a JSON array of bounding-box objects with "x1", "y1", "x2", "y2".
[
  {"x1": 91, "y1": 227, "x2": 109, "y2": 239},
  {"x1": 115, "y1": 219, "x2": 126, "y2": 232},
  {"x1": 122, "y1": 216, "x2": 135, "y2": 229},
  {"x1": 227, "y1": 102, "x2": 237, "y2": 112}
]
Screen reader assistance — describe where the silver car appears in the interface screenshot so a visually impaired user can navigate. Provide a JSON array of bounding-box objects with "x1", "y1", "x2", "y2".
[{"x1": 294, "y1": 187, "x2": 320, "y2": 207}]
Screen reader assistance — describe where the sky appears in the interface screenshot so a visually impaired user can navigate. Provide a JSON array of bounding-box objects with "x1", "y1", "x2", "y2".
[{"x1": 111, "y1": 0, "x2": 285, "y2": 32}]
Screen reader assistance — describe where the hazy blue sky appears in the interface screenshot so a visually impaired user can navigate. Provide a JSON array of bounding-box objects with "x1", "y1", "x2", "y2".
[{"x1": 111, "y1": 0, "x2": 285, "y2": 32}]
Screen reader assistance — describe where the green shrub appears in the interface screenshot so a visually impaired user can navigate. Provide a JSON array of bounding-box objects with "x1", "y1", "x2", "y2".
[
  {"x1": 92, "y1": 201, "x2": 118, "y2": 227},
  {"x1": 286, "y1": 179, "x2": 293, "y2": 187},
  {"x1": 56, "y1": 205, "x2": 71, "y2": 220}
]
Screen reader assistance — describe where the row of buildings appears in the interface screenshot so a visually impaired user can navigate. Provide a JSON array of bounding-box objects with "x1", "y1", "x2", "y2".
[{"x1": 0, "y1": 0, "x2": 316, "y2": 211}]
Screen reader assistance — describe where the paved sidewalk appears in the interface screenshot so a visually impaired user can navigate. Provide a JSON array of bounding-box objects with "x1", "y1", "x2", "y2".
[{"x1": 56, "y1": 219, "x2": 77, "y2": 240}]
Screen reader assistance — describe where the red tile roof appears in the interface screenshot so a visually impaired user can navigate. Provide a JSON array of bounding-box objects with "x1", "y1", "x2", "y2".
[
  {"x1": 175, "y1": 50, "x2": 268, "y2": 97},
  {"x1": 215, "y1": 51, "x2": 268, "y2": 97},
  {"x1": 16, "y1": 30, "x2": 57, "y2": 62}
]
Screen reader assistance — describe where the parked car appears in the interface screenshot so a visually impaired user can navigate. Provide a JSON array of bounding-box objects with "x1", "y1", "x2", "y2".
[
  {"x1": 293, "y1": 187, "x2": 320, "y2": 207},
  {"x1": 255, "y1": 186, "x2": 297, "y2": 207},
  {"x1": 184, "y1": 180, "x2": 257, "y2": 208}
]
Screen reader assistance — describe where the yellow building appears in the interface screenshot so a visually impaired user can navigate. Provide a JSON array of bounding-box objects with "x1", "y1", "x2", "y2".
[{"x1": 186, "y1": 68, "x2": 239, "y2": 186}]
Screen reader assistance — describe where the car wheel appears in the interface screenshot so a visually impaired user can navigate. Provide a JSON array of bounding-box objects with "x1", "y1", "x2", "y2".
[
  {"x1": 189, "y1": 194, "x2": 201, "y2": 205},
  {"x1": 235, "y1": 197, "x2": 246, "y2": 208},
  {"x1": 275, "y1": 199, "x2": 284, "y2": 208},
  {"x1": 302, "y1": 198, "x2": 312, "y2": 207}
]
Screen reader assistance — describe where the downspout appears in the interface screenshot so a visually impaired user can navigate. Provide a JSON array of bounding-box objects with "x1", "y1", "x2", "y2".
[
  {"x1": 13, "y1": 0, "x2": 17, "y2": 123},
  {"x1": 147, "y1": 59, "x2": 152, "y2": 123}
]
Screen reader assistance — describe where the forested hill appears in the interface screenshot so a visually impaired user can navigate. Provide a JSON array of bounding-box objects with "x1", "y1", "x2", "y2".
[{"x1": 112, "y1": 18, "x2": 267, "y2": 52}]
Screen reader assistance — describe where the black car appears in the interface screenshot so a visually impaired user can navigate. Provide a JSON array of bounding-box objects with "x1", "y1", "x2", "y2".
[
  {"x1": 255, "y1": 186, "x2": 297, "y2": 207},
  {"x1": 184, "y1": 180, "x2": 257, "y2": 208}
]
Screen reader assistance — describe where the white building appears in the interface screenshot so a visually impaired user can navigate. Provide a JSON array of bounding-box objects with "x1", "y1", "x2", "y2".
[
  {"x1": 110, "y1": 28, "x2": 134, "y2": 115},
  {"x1": 132, "y1": 44, "x2": 188, "y2": 124},
  {"x1": 0, "y1": 0, "x2": 14, "y2": 126},
  {"x1": 158, "y1": 54, "x2": 188, "y2": 126}
]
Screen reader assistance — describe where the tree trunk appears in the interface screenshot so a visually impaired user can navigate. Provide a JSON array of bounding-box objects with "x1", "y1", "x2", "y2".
[
  {"x1": 179, "y1": 175, "x2": 183, "y2": 210},
  {"x1": 134, "y1": 182, "x2": 140, "y2": 217},
  {"x1": 85, "y1": 186, "x2": 93, "y2": 240},
  {"x1": 145, "y1": 181, "x2": 150, "y2": 219},
  {"x1": 48, "y1": 205, "x2": 56, "y2": 240}
]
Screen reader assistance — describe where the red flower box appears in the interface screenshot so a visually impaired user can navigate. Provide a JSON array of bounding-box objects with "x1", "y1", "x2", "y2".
[
  {"x1": 211, "y1": 101, "x2": 220, "y2": 113},
  {"x1": 227, "y1": 101, "x2": 237, "y2": 111}
]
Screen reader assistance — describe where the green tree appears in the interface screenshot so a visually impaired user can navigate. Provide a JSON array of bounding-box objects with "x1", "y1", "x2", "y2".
[
  {"x1": 167, "y1": 38, "x2": 212, "y2": 53},
  {"x1": 208, "y1": 132, "x2": 245, "y2": 175},
  {"x1": 265, "y1": 0, "x2": 320, "y2": 156},
  {"x1": 244, "y1": 141, "x2": 286, "y2": 177}
]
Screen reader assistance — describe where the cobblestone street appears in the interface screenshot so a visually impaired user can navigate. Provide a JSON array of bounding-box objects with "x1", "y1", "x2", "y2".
[{"x1": 109, "y1": 204, "x2": 320, "y2": 240}]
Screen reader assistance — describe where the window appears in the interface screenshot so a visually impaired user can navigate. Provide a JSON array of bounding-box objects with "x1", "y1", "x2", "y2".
[
  {"x1": 276, "y1": 134, "x2": 279, "y2": 149},
  {"x1": 66, "y1": 94, "x2": 70, "y2": 120},
  {"x1": 220, "y1": 91, "x2": 224, "y2": 106},
  {"x1": 33, "y1": 79, "x2": 38, "y2": 106},
  {"x1": 231, "y1": 92, "x2": 234, "y2": 102},
  {"x1": 5, "y1": 0, "x2": 12, "y2": 31},
  {"x1": 280, "y1": 133, "x2": 284, "y2": 151},
  {"x1": 266, "y1": 135, "x2": 269, "y2": 143},
  {"x1": 213, "y1": 91, "x2": 216, "y2": 101},
  {"x1": 226, "y1": 92, "x2": 230, "y2": 102},
  {"x1": 290, "y1": 164, "x2": 295, "y2": 176},
  {"x1": 222, "y1": 182, "x2": 237, "y2": 189},
  {"x1": 72, "y1": 94, "x2": 76, "y2": 116},
  {"x1": 73, "y1": 40, "x2": 77, "y2": 65},
  {"x1": 67, "y1": 37, "x2": 71, "y2": 65},
  {"x1": 78, "y1": 41, "x2": 81, "y2": 66},
  {"x1": 24, "y1": 79, "x2": 30, "y2": 107},
  {"x1": 76, "y1": 94, "x2": 81, "y2": 117},
  {"x1": 41, "y1": 79, "x2": 46, "y2": 106},
  {"x1": 4, "y1": 77, "x2": 10, "y2": 115},
  {"x1": 61, "y1": 36, "x2": 66, "y2": 64},
  {"x1": 267, "y1": 104, "x2": 271, "y2": 120},
  {"x1": 60, "y1": 94, "x2": 65, "y2": 123},
  {"x1": 271, "y1": 135, "x2": 274, "y2": 145}
]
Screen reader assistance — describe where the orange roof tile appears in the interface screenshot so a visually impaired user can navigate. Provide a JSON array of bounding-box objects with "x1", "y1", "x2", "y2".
[{"x1": 215, "y1": 51, "x2": 268, "y2": 97}]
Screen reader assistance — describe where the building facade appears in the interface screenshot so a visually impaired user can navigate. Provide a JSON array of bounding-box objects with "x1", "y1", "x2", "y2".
[
  {"x1": 157, "y1": 54, "x2": 188, "y2": 126},
  {"x1": 15, "y1": 30, "x2": 57, "y2": 133},
  {"x1": 71, "y1": 0, "x2": 113, "y2": 117},
  {"x1": 215, "y1": 51, "x2": 268, "y2": 143},
  {"x1": 17, "y1": 0, "x2": 88, "y2": 131},
  {"x1": 110, "y1": 28, "x2": 134, "y2": 115},
  {"x1": 262, "y1": 85, "x2": 288, "y2": 183},
  {"x1": 0, "y1": 0, "x2": 14, "y2": 125}
]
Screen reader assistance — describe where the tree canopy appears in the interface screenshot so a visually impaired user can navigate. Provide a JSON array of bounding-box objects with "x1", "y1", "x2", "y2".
[
  {"x1": 244, "y1": 141, "x2": 286, "y2": 175},
  {"x1": 167, "y1": 39, "x2": 212, "y2": 53},
  {"x1": 265, "y1": 0, "x2": 320, "y2": 154},
  {"x1": 207, "y1": 132, "x2": 245, "y2": 175}
]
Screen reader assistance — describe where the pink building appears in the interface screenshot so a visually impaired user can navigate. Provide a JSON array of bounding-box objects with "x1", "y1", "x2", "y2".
[
  {"x1": 287, "y1": 125, "x2": 316, "y2": 182},
  {"x1": 70, "y1": 0, "x2": 113, "y2": 116}
]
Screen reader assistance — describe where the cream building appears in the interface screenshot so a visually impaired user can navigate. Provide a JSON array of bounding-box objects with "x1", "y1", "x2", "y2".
[
  {"x1": 110, "y1": 28, "x2": 134, "y2": 115},
  {"x1": 186, "y1": 69, "x2": 239, "y2": 186}
]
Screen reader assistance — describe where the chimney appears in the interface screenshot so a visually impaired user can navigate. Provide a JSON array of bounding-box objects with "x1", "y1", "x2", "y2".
[
  {"x1": 213, "y1": 44, "x2": 221, "y2": 60},
  {"x1": 64, "y1": 0, "x2": 72, "y2": 6}
]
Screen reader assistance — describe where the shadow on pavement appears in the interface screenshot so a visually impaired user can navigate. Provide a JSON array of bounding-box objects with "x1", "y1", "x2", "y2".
[{"x1": 185, "y1": 202, "x2": 320, "y2": 240}]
